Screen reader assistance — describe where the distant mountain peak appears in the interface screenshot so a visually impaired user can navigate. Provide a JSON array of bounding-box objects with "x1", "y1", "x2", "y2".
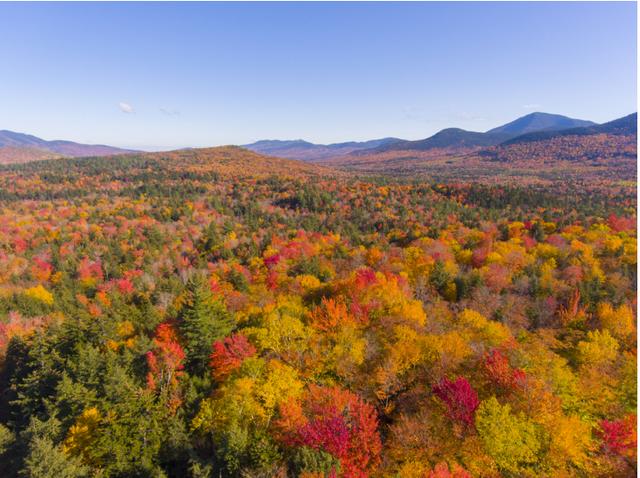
[
  {"x1": 501, "y1": 112, "x2": 637, "y2": 146},
  {"x1": 350, "y1": 112, "x2": 600, "y2": 155},
  {"x1": 487, "y1": 112, "x2": 595, "y2": 136}
]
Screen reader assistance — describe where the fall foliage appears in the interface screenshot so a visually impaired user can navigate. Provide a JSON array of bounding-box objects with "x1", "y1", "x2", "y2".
[{"x1": 0, "y1": 146, "x2": 635, "y2": 477}]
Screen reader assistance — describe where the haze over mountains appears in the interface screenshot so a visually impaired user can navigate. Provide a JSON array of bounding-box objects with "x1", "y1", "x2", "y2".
[
  {"x1": 242, "y1": 138, "x2": 402, "y2": 162},
  {"x1": 0, "y1": 111, "x2": 636, "y2": 167},
  {"x1": 244, "y1": 112, "x2": 621, "y2": 160},
  {"x1": 0, "y1": 130, "x2": 137, "y2": 164}
]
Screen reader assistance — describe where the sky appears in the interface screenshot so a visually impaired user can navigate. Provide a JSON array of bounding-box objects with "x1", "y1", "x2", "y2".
[{"x1": 0, "y1": 2, "x2": 636, "y2": 150}]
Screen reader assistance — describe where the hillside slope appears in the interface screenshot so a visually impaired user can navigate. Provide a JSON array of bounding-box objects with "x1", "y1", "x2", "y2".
[
  {"x1": 503, "y1": 113, "x2": 637, "y2": 145},
  {"x1": 147, "y1": 146, "x2": 341, "y2": 177},
  {"x1": 0, "y1": 130, "x2": 137, "y2": 164},
  {"x1": 361, "y1": 129, "x2": 511, "y2": 154},
  {"x1": 487, "y1": 112, "x2": 595, "y2": 136},
  {"x1": 358, "y1": 112, "x2": 596, "y2": 155},
  {"x1": 324, "y1": 113, "x2": 636, "y2": 182}
]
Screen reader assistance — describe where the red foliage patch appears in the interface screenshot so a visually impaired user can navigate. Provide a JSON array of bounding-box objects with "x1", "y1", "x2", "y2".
[
  {"x1": 428, "y1": 462, "x2": 473, "y2": 478},
  {"x1": 210, "y1": 333, "x2": 256, "y2": 381},
  {"x1": 432, "y1": 377, "x2": 480, "y2": 428},
  {"x1": 483, "y1": 349, "x2": 526, "y2": 391},
  {"x1": 276, "y1": 385, "x2": 382, "y2": 478},
  {"x1": 599, "y1": 414, "x2": 637, "y2": 458}
]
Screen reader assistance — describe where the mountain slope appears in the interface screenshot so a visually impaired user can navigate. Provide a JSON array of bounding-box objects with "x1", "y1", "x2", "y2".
[
  {"x1": 0, "y1": 130, "x2": 137, "y2": 164},
  {"x1": 0, "y1": 146, "x2": 62, "y2": 165},
  {"x1": 360, "y1": 112, "x2": 596, "y2": 155},
  {"x1": 242, "y1": 140, "x2": 315, "y2": 156},
  {"x1": 325, "y1": 113, "x2": 635, "y2": 180},
  {"x1": 363, "y1": 129, "x2": 511, "y2": 154},
  {"x1": 243, "y1": 137, "x2": 403, "y2": 161},
  {"x1": 487, "y1": 112, "x2": 595, "y2": 136},
  {"x1": 148, "y1": 146, "x2": 338, "y2": 177},
  {"x1": 502, "y1": 113, "x2": 636, "y2": 145},
  {"x1": 0, "y1": 146, "x2": 340, "y2": 181}
]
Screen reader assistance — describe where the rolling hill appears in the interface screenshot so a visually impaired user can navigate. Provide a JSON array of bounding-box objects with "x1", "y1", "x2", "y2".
[
  {"x1": 243, "y1": 137, "x2": 403, "y2": 161},
  {"x1": 140, "y1": 146, "x2": 339, "y2": 178},
  {"x1": 0, "y1": 130, "x2": 137, "y2": 164}
]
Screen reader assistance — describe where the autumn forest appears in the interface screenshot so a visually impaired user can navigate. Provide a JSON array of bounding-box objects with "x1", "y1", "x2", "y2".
[{"x1": 0, "y1": 123, "x2": 635, "y2": 478}]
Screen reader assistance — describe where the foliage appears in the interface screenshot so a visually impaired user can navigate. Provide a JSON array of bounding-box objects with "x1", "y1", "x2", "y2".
[
  {"x1": 432, "y1": 377, "x2": 480, "y2": 429},
  {"x1": 0, "y1": 146, "x2": 635, "y2": 477},
  {"x1": 475, "y1": 397, "x2": 541, "y2": 474},
  {"x1": 179, "y1": 274, "x2": 234, "y2": 375}
]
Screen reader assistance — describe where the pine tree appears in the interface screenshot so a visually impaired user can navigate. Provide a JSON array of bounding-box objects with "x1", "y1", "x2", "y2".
[
  {"x1": 179, "y1": 274, "x2": 234, "y2": 375},
  {"x1": 20, "y1": 417, "x2": 89, "y2": 478}
]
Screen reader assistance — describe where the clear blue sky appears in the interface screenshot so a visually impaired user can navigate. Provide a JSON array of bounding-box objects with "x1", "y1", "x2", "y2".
[{"x1": 0, "y1": 2, "x2": 636, "y2": 150}]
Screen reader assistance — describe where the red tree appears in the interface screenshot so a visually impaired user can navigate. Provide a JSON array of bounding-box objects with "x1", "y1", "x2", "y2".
[
  {"x1": 432, "y1": 377, "x2": 480, "y2": 428},
  {"x1": 599, "y1": 414, "x2": 637, "y2": 458},
  {"x1": 146, "y1": 322, "x2": 185, "y2": 411},
  {"x1": 277, "y1": 385, "x2": 382, "y2": 478},
  {"x1": 483, "y1": 349, "x2": 526, "y2": 391},
  {"x1": 210, "y1": 333, "x2": 256, "y2": 381}
]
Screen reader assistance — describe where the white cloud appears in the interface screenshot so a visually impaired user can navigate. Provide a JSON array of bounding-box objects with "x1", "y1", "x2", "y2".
[
  {"x1": 119, "y1": 102, "x2": 135, "y2": 114},
  {"x1": 523, "y1": 104, "x2": 541, "y2": 109}
]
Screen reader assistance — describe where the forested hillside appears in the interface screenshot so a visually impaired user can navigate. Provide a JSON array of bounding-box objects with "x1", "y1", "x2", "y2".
[
  {"x1": 0, "y1": 130, "x2": 136, "y2": 165},
  {"x1": 326, "y1": 129, "x2": 636, "y2": 182},
  {"x1": 0, "y1": 147, "x2": 635, "y2": 477}
]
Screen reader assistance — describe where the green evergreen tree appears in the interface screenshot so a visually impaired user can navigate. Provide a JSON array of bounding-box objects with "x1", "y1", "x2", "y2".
[
  {"x1": 20, "y1": 417, "x2": 88, "y2": 478},
  {"x1": 179, "y1": 274, "x2": 234, "y2": 376}
]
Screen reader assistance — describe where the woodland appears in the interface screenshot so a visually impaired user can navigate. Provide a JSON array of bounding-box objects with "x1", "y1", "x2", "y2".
[{"x1": 0, "y1": 146, "x2": 635, "y2": 477}]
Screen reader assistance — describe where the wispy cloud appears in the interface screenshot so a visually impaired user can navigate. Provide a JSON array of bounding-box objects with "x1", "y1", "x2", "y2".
[
  {"x1": 160, "y1": 107, "x2": 180, "y2": 116},
  {"x1": 523, "y1": 103, "x2": 541, "y2": 110},
  {"x1": 119, "y1": 102, "x2": 135, "y2": 114}
]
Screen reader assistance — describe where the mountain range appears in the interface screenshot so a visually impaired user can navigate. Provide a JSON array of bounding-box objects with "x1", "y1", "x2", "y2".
[
  {"x1": 244, "y1": 112, "x2": 622, "y2": 160},
  {"x1": 0, "y1": 111, "x2": 636, "y2": 166},
  {"x1": 0, "y1": 130, "x2": 136, "y2": 164},
  {"x1": 502, "y1": 113, "x2": 637, "y2": 145},
  {"x1": 242, "y1": 137, "x2": 402, "y2": 162}
]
